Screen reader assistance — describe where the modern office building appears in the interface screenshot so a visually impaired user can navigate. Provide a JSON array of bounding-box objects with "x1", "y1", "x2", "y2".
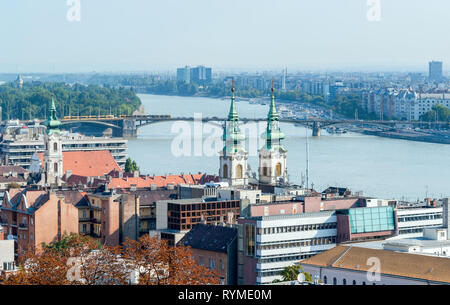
[
  {"x1": 429, "y1": 61, "x2": 443, "y2": 81},
  {"x1": 176, "y1": 66, "x2": 191, "y2": 84},
  {"x1": 336, "y1": 206, "x2": 396, "y2": 243},
  {"x1": 395, "y1": 206, "x2": 443, "y2": 238},
  {"x1": 238, "y1": 211, "x2": 337, "y2": 285}
]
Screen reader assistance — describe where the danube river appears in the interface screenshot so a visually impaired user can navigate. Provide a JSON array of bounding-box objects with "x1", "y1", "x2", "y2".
[{"x1": 127, "y1": 94, "x2": 450, "y2": 201}]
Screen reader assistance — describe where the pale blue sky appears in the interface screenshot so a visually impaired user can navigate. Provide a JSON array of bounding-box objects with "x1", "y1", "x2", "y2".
[{"x1": 0, "y1": 0, "x2": 449, "y2": 73}]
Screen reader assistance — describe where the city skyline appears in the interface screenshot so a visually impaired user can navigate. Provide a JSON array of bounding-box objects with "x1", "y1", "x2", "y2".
[{"x1": 0, "y1": 0, "x2": 449, "y2": 73}]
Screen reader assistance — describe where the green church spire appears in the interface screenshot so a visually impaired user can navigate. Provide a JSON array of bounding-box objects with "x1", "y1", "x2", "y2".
[
  {"x1": 228, "y1": 79, "x2": 239, "y2": 121},
  {"x1": 44, "y1": 98, "x2": 61, "y2": 135},
  {"x1": 267, "y1": 81, "x2": 279, "y2": 121},
  {"x1": 263, "y1": 80, "x2": 285, "y2": 151},
  {"x1": 222, "y1": 79, "x2": 246, "y2": 154}
]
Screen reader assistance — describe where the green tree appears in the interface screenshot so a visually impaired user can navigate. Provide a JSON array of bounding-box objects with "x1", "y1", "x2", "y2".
[
  {"x1": 280, "y1": 265, "x2": 312, "y2": 282},
  {"x1": 420, "y1": 104, "x2": 450, "y2": 122},
  {"x1": 124, "y1": 158, "x2": 140, "y2": 173}
]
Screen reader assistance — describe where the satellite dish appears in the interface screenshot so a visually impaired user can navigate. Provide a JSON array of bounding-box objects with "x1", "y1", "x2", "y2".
[{"x1": 297, "y1": 273, "x2": 305, "y2": 283}]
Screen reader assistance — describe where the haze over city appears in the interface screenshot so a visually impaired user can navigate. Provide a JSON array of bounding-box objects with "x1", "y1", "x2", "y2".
[{"x1": 0, "y1": 0, "x2": 449, "y2": 73}]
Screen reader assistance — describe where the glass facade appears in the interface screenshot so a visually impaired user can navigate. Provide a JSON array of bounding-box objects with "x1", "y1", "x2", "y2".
[{"x1": 349, "y1": 207, "x2": 394, "y2": 234}]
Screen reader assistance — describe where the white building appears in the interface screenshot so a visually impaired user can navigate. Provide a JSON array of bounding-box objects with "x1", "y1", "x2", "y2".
[
  {"x1": 302, "y1": 245, "x2": 450, "y2": 285},
  {"x1": 0, "y1": 239, "x2": 15, "y2": 272},
  {"x1": 396, "y1": 206, "x2": 443, "y2": 238},
  {"x1": 238, "y1": 211, "x2": 337, "y2": 284}
]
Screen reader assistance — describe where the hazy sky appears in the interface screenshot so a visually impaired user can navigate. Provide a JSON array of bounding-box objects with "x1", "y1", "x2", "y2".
[{"x1": 0, "y1": 0, "x2": 449, "y2": 73}]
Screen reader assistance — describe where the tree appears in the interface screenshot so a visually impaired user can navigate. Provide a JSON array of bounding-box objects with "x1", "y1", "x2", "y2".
[
  {"x1": 6, "y1": 183, "x2": 21, "y2": 190},
  {"x1": 0, "y1": 234, "x2": 218, "y2": 285},
  {"x1": 280, "y1": 265, "x2": 312, "y2": 282},
  {"x1": 420, "y1": 104, "x2": 450, "y2": 122},
  {"x1": 124, "y1": 157, "x2": 140, "y2": 173},
  {"x1": 121, "y1": 235, "x2": 219, "y2": 285}
]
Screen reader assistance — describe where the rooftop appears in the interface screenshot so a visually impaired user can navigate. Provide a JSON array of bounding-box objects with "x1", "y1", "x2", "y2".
[
  {"x1": 178, "y1": 224, "x2": 237, "y2": 253},
  {"x1": 37, "y1": 150, "x2": 121, "y2": 177},
  {"x1": 301, "y1": 245, "x2": 450, "y2": 284}
]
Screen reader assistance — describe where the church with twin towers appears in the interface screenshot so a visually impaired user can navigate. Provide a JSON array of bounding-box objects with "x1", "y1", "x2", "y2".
[{"x1": 219, "y1": 80, "x2": 288, "y2": 188}]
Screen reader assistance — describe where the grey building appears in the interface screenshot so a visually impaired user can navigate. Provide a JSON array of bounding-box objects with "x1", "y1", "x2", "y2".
[{"x1": 429, "y1": 61, "x2": 443, "y2": 81}]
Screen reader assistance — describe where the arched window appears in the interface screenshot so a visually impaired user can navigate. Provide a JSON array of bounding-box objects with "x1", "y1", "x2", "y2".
[
  {"x1": 276, "y1": 162, "x2": 282, "y2": 177},
  {"x1": 236, "y1": 164, "x2": 243, "y2": 179},
  {"x1": 263, "y1": 166, "x2": 268, "y2": 176},
  {"x1": 342, "y1": 279, "x2": 346, "y2": 285},
  {"x1": 323, "y1": 276, "x2": 327, "y2": 284},
  {"x1": 53, "y1": 142, "x2": 58, "y2": 152},
  {"x1": 333, "y1": 277, "x2": 337, "y2": 285},
  {"x1": 54, "y1": 162, "x2": 58, "y2": 173},
  {"x1": 223, "y1": 164, "x2": 228, "y2": 179},
  {"x1": 352, "y1": 280, "x2": 356, "y2": 285}
]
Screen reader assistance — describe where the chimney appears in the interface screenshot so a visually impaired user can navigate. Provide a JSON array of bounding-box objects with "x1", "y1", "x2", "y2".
[
  {"x1": 133, "y1": 170, "x2": 139, "y2": 178},
  {"x1": 65, "y1": 170, "x2": 72, "y2": 179},
  {"x1": 150, "y1": 184, "x2": 157, "y2": 191}
]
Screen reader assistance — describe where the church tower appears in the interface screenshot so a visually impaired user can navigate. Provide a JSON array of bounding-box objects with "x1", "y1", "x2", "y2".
[
  {"x1": 258, "y1": 82, "x2": 288, "y2": 185},
  {"x1": 43, "y1": 98, "x2": 63, "y2": 186},
  {"x1": 219, "y1": 80, "x2": 249, "y2": 186}
]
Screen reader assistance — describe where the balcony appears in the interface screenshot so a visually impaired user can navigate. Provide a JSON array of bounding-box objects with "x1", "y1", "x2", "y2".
[
  {"x1": 18, "y1": 223, "x2": 28, "y2": 230},
  {"x1": 90, "y1": 218, "x2": 101, "y2": 224}
]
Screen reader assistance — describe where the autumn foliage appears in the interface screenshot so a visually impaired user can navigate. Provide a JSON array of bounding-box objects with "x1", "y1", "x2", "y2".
[{"x1": 0, "y1": 233, "x2": 218, "y2": 285}]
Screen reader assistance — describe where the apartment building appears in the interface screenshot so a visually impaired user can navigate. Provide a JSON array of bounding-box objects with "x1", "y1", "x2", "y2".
[{"x1": 0, "y1": 131, "x2": 127, "y2": 169}]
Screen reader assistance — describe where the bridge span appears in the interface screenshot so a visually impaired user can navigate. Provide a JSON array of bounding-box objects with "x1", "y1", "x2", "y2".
[{"x1": 31, "y1": 114, "x2": 449, "y2": 138}]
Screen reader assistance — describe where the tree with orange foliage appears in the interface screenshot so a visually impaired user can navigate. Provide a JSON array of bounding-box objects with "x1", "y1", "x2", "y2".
[
  {"x1": 121, "y1": 234, "x2": 219, "y2": 285},
  {"x1": 0, "y1": 233, "x2": 219, "y2": 285}
]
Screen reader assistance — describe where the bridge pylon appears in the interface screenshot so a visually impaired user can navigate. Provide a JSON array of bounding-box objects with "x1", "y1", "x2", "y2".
[{"x1": 312, "y1": 121, "x2": 321, "y2": 137}]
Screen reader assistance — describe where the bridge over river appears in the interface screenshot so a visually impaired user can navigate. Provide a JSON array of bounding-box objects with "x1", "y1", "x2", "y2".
[{"x1": 31, "y1": 114, "x2": 449, "y2": 138}]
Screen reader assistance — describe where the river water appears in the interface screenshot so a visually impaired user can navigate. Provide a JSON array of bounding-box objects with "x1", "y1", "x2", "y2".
[{"x1": 127, "y1": 94, "x2": 450, "y2": 201}]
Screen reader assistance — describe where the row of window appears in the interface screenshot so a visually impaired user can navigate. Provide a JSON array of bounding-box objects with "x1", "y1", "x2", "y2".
[
  {"x1": 324, "y1": 276, "x2": 379, "y2": 285},
  {"x1": 258, "y1": 237, "x2": 336, "y2": 250},
  {"x1": 259, "y1": 253, "x2": 315, "y2": 265},
  {"x1": 258, "y1": 223, "x2": 337, "y2": 235},
  {"x1": 397, "y1": 214, "x2": 442, "y2": 222},
  {"x1": 169, "y1": 201, "x2": 240, "y2": 212}
]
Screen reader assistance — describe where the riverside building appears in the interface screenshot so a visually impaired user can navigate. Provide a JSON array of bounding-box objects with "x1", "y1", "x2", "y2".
[{"x1": 0, "y1": 121, "x2": 127, "y2": 169}]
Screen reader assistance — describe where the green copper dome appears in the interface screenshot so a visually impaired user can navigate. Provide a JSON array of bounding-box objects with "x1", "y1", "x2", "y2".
[
  {"x1": 262, "y1": 86, "x2": 285, "y2": 150},
  {"x1": 222, "y1": 81, "x2": 246, "y2": 154},
  {"x1": 44, "y1": 98, "x2": 61, "y2": 135}
]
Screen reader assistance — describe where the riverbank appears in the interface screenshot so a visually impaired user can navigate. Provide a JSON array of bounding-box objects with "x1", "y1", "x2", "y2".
[{"x1": 359, "y1": 129, "x2": 450, "y2": 145}]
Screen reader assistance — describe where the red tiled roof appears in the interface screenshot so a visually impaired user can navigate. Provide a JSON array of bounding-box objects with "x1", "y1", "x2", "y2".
[
  {"x1": 107, "y1": 174, "x2": 219, "y2": 189},
  {"x1": 37, "y1": 150, "x2": 121, "y2": 178}
]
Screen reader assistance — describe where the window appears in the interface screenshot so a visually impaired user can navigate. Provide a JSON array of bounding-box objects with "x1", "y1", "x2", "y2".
[
  {"x1": 333, "y1": 277, "x2": 337, "y2": 285},
  {"x1": 323, "y1": 276, "x2": 327, "y2": 284},
  {"x1": 275, "y1": 163, "x2": 282, "y2": 177},
  {"x1": 236, "y1": 165, "x2": 243, "y2": 179},
  {"x1": 54, "y1": 162, "x2": 58, "y2": 173},
  {"x1": 352, "y1": 280, "x2": 356, "y2": 285},
  {"x1": 245, "y1": 224, "x2": 255, "y2": 257},
  {"x1": 53, "y1": 142, "x2": 58, "y2": 152},
  {"x1": 223, "y1": 164, "x2": 228, "y2": 179},
  {"x1": 343, "y1": 279, "x2": 346, "y2": 285},
  {"x1": 209, "y1": 258, "x2": 215, "y2": 269}
]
